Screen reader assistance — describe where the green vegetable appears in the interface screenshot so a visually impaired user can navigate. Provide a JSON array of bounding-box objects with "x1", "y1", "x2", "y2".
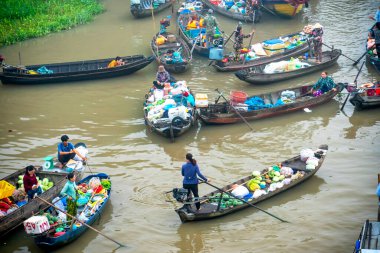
[
  {"x1": 101, "y1": 179, "x2": 111, "y2": 190},
  {"x1": 48, "y1": 182, "x2": 54, "y2": 188},
  {"x1": 18, "y1": 179, "x2": 23, "y2": 186},
  {"x1": 18, "y1": 175, "x2": 23, "y2": 180},
  {"x1": 42, "y1": 178, "x2": 49, "y2": 186}
]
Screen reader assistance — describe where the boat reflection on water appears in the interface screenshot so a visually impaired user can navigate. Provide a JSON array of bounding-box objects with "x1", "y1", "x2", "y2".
[{"x1": 343, "y1": 108, "x2": 380, "y2": 140}]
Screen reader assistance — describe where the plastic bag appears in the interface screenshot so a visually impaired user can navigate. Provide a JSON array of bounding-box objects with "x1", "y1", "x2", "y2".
[{"x1": 300, "y1": 149, "x2": 314, "y2": 162}]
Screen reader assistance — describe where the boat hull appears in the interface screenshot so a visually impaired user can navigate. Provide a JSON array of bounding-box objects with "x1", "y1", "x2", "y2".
[{"x1": 0, "y1": 55, "x2": 154, "y2": 85}]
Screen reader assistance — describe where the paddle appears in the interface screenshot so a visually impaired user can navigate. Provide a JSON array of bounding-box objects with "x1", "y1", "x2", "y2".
[
  {"x1": 242, "y1": 29, "x2": 255, "y2": 65},
  {"x1": 223, "y1": 30, "x2": 236, "y2": 47},
  {"x1": 215, "y1": 88, "x2": 254, "y2": 131},
  {"x1": 340, "y1": 60, "x2": 365, "y2": 111},
  {"x1": 190, "y1": 30, "x2": 203, "y2": 59},
  {"x1": 197, "y1": 178, "x2": 289, "y2": 223},
  {"x1": 35, "y1": 196, "x2": 125, "y2": 247},
  {"x1": 321, "y1": 42, "x2": 356, "y2": 63},
  {"x1": 353, "y1": 46, "x2": 374, "y2": 66}
]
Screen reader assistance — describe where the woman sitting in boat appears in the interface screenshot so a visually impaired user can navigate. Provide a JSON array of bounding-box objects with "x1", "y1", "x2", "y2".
[
  {"x1": 107, "y1": 56, "x2": 125, "y2": 68},
  {"x1": 60, "y1": 172, "x2": 77, "y2": 222},
  {"x1": 23, "y1": 165, "x2": 43, "y2": 200},
  {"x1": 153, "y1": 65, "x2": 171, "y2": 89},
  {"x1": 181, "y1": 153, "x2": 209, "y2": 211},
  {"x1": 233, "y1": 25, "x2": 254, "y2": 61},
  {"x1": 369, "y1": 22, "x2": 380, "y2": 59},
  {"x1": 310, "y1": 71, "x2": 337, "y2": 96}
]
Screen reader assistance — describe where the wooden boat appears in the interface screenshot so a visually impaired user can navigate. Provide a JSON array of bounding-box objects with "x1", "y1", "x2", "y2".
[
  {"x1": 0, "y1": 168, "x2": 69, "y2": 238},
  {"x1": 200, "y1": 0, "x2": 259, "y2": 23},
  {"x1": 353, "y1": 219, "x2": 380, "y2": 252},
  {"x1": 31, "y1": 173, "x2": 111, "y2": 249},
  {"x1": 177, "y1": 12, "x2": 224, "y2": 57},
  {"x1": 0, "y1": 55, "x2": 154, "y2": 85},
  {"x1": 212, "y1": 31, "x2": 311, "y2": 72},
  {"x1": 347, "y1": 82, "x2": 380, "y2": 110},
  {"x1": 235, "y1": 49, "x2": 341, "y2": 84},
  {"x1": 144, "y1": 83, "x2": 196, "y2": 141},
  {"x1": 130, "y1": 0, "x2": 173, "y2": 18},
  {"x1": 197, "y1": 83, "x2": 343, "y2": 125},
  {"x1": 175, "y1": 144, "x2": 328, "y2": 222},
  {"x1": 261, "y1": 0, "x2": 308, "y2": 18},
  {"x1": 151, "y1": 32, "x2": 192, "y2": 73}
]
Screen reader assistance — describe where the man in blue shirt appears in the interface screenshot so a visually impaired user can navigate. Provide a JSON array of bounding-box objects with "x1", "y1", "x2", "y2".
[
  {"x1": 370, "y1": 6, "x2": 380, "y2": 22},
  {"x1": 57, "y1": 135, "x2": 86, "y2": 166}
]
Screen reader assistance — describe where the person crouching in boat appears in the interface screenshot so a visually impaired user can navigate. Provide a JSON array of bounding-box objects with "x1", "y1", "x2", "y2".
[
  {"x1": 369, "y1": 22, "x2": 380, "y2": 59},
  {"x1": 310, "y1": 71, "x2": 337, "y2": 96},
  {"x1": 23, "y1": 165, "x2": 43, "y2": 200},
  {"x1": 107, "y1": 56, "x2": 125, "y2": 68},
  {"x1": 60, "y1": 172, "x2": 77, "y2": 222},
  {"x1": 58, "y1": 135, "x2": 87, "y2": 168},
  {"x1": 153, "y1": 65, "x2": 170, "y2": 89},
  {"x1": 181, "y1": 153, "x2": 209, "y2": 211},
  {"x1": 311, "y1": 23, "x2": 323, "y2": 64}
]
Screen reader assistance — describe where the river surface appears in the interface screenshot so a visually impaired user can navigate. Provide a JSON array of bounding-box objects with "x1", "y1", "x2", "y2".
[{"x1": 1, "y1": 0, "x2": 380, "y2": 252}]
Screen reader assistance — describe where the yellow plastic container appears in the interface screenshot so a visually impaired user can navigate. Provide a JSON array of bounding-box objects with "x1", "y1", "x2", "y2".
[{"x1": 0, "y1": 180, "x2": 16, "y2": 199}]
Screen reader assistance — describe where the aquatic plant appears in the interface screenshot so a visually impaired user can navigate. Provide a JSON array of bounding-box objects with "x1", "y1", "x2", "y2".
[{"x1": 0, "y1": 0, "x2": 104, "y2": 47}]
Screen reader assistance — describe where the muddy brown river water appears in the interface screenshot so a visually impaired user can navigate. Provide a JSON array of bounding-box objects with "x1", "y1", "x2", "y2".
[{"x1": 0, "y1": 0, "x2": 379, "y2": 252}]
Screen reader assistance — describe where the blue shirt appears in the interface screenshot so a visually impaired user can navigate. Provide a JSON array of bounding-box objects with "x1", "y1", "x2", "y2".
[
  {"x1": 376, "y1": 10, "x2": 380, "y2": 22},
  {"x1": 57, "y1": 142, "x2": 75, "y2": 158},
  {"x1": 182, "y1": 162, "x2": 207, "y2": 184},
  {"x1": 377, "y1": 184, "x2": 380, "y2": 197},
  {"x1": 60, "y1": 180, "x2": 77, "y2": 199}
]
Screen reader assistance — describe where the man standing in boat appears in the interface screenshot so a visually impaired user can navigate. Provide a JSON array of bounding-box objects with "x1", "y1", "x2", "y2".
[
  {"x1": 233, "y1": 24, "x2": 254, "y2": 61},
  {"x1": 204, "y1": 9, "x2": 219, "y2": 48}
]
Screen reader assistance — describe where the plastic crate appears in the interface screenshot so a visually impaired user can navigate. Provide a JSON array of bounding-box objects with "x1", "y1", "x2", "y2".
[{"x1": 0, "y1": 180, "x2": 16, "y2": 199}]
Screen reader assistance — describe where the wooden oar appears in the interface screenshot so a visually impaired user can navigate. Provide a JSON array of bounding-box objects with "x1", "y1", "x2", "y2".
[
  {"x1": 190, "y1": 30, "x2": 202, "y2": 59},
  {"x1": 353, "y1": 46, "x2": 373, "y2": 66},
  {"x1": 215, "y1": 88, "x2": 254, "y2": 131},
  {"x1": 35, "y1": 196, "x2": 125, "y2": 247},
  {"x1": 223, "y1": 30, "x2": 236, "y2": 47},
  {"x1": 242, "y1": 29, "x2": 255, "y2": 65},
  {"x1": 198, "y1": 178, "x2": 289, "y2": 223},
  {"x1": 340, "y1": 60, "x2": 365, "y2": 111},
  {"x1": 321, "y1": 42, "x2": 356, "y2": 63}
]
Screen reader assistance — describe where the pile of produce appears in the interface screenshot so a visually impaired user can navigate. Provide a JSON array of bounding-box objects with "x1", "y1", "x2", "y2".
[
  {"x1": 17, "y1": 175, "x2": 54, "y2": 191},
  {"x1": 206, "y1": 150, "x2": 319, "y2": 210}
]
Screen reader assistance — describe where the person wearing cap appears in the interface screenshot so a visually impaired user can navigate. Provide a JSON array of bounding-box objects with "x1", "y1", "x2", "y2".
[
  {"x1": 153, "y1": 65, "x2": 170, "y2": 89},
  {"x1": 57, "y1": 135, "x2": 87, "y2": 167},
  {"x1": 204, "y1": 9, "x2": 219, "y2": 48},
  {"x1": 233, "y1": 24, "x2": 254, "y2": 61},
  {"x1": 311, "y1": 23, "x2": 323, "y2": 63}
]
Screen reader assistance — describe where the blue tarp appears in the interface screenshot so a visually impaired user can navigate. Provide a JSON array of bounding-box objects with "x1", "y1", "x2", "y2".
[{"x1": 245, "y1": 96, "x2": 284, "y2": 111}]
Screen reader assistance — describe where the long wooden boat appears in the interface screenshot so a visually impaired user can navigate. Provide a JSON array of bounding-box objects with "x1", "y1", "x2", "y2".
[
  {"x1": 175, "y1": 144, "x2": 328, "y2": 222},
  {"x1": 261, "y1": 0, "x2": 308, "y2": 18},
  {"x1": 144, "y1": 83, "x2": 196, "y2": 141},
  {"x1": 0, "y1": 168, "x2": 68, "y2": 237},
  {"x1": 151, "y1": 32, "x2": 192, "y2": 73},
  {"x1": 130, "y1": 0, "x2": 173, "y2": 18},
  {"x1": 200, "y1": 0, "x2": 258, "y2": 23},
  {"x1": 0, "y1": 55, "x2": 154, "y2": 85},
  {"x1": 235, "y1": 49, "x2": 341, "y2": 84},
  {"x1": 177, "y1": 12, "x2": 224, "y2": 57},
  {"x1": 197, "y1": 83, "x2": 343, "y2": 124},
  {"x1": 347, "y1": 82, "x2": 380, "y2": 110},
  {"x1": 212, "y1": 31, "x2": 311, "y2": 72},
  {"x1": 353, "y1": 219, "x2": 380, "y2": 252},
  {"x1": 31, "y1": 173, "x2": 111, "y2": 249}
]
